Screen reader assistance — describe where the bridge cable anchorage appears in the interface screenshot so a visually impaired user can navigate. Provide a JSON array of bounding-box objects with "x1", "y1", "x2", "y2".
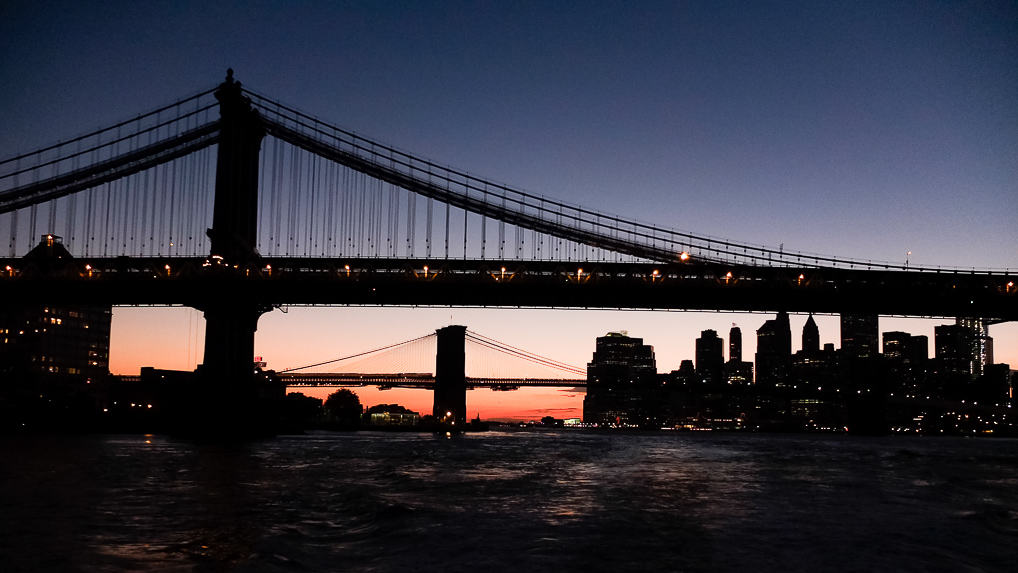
[
  {"x1": 278, "y1": 332, "x2": 436, "y2": 373},
  {"x1": 464, "y1": 330, "x2": 586, "y2": 377}
]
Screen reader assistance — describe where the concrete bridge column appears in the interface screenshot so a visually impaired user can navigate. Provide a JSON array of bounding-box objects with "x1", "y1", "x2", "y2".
[{"x1": 434, "y1": 325, "x2": 467, "y2": 425}]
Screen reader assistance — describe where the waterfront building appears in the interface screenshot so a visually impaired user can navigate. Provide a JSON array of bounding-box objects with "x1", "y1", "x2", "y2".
[
  {"x1": 366, "y1": 404, "x2": 421, "y2": 426},
  {"x1": 583, "y1": 332, "x2": 658, "y2": 426},
  {"x1": 0, "y1": 236, "x2": 112, "y2": 428}
]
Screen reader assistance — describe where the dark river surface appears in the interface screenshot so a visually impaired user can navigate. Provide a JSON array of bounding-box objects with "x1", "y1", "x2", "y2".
[{"x1": 1, "y1": 431, "x2": 1016, "y2": 572}]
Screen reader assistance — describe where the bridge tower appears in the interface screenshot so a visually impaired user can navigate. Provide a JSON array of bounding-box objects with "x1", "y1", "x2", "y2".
[
  {"x1": 196, "y1": 70, "x2": 270, "y2": 430},
  {"x1": 434, "y1": 325, "x2": 467, "y2": 425}
]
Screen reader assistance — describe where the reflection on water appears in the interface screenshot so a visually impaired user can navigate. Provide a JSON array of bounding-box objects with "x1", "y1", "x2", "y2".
[{"x1": 1, "y1": 432, "x2": 1016, "y2": 572}]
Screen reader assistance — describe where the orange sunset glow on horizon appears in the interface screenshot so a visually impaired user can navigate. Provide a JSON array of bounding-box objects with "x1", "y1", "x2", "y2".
[{"x1": 110, "y1": 306, "x2": 1018, "y2": 421}]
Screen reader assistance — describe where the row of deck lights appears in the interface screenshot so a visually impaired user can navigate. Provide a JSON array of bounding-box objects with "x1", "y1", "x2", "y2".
[{"x1": 3, "y1": 254, "x2": 1014, "y2": 293}]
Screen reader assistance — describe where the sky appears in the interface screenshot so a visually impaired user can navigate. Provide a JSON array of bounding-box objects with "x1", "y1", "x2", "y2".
[{"x1": 2, "y1": 1, "x2": 1016, "y2": 420}]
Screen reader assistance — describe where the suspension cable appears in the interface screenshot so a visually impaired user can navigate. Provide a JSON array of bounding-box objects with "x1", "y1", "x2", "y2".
[{"x1": 279, "y1": 332, "x2": 435, "y2": 373}]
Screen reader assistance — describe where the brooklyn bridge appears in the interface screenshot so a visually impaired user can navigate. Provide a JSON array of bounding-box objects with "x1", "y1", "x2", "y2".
[{"x1": 1, "y1": 71, "x2": 1014, "y2": 431}]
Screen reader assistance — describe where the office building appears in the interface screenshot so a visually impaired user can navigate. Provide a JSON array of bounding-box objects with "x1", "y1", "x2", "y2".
[
  {"x1": 695, "y1": 329, "x2": 724, "y2": 384},
  {"x1": 841, "y1": 313, "x2": 878, "y2": 359},
  {"x1": 583, "y1": 332, "x2": 658, "y2": 426}
]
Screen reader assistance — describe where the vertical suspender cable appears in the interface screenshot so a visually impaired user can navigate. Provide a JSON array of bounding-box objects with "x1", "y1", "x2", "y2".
[
  {"x1": 366, "y1": 172, "x2": 375, "y2": 256},
  {"x1": 498, "y1": 190, "x2": 505, "y2": 260},
  {"x1": 480, "y1": 195, "x2": 486, "y2": 259},
  {"x1": 426, "y1": 197, "x2": 433, "y2": 258},
  {"x1": 375, "y1": 178, "x2": 383, "y2": 258},
  {"x1": 390, "y1": 153, "x2": 400, "y2": 258},
  {"x1": 407, "y1": 188, "x2": 415, "y2": 258},
  {"x1": 287, "y1": 144, "x2": 298, "y2": 255},
  {"x1": 28, "y1": 150, "x2": 38, "y2": 248},
  {"x1": 444, "y1": 201, "x2": 450, "y2": 259},
  {"x1": 9, "y1": 158, "x2": 18, "y2": 256}
]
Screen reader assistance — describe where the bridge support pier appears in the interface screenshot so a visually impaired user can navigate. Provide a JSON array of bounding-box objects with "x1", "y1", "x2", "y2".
[
  {"x1": 181, "y1": 302, "x2": 278, "y2": 436},
  {"x1": 434, "y1": 325, "x2": 467, "y2": 425},
  {"x1": 181, "y1": 70, "x2": 275, "y2": 437}
]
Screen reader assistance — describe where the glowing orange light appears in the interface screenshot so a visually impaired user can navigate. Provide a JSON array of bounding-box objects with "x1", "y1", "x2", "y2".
[{"x1": 679, "y1": 252, "x2": 690, "y2": 261}]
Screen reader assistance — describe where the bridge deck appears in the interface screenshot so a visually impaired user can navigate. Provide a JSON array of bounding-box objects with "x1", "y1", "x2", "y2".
[{"x1": 2, "y1": 256, "x2": 1014, "y2": 319}]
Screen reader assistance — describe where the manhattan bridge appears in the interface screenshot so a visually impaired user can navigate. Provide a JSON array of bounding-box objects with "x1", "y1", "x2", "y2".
[{"x1": 1, "y1": 71, "x2": 1013, "y2": 429}]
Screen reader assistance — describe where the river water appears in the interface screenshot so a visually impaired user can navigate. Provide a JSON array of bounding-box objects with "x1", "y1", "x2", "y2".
[{"x1": 1, "y1": 431, "x2": 1016, "y2": 572}]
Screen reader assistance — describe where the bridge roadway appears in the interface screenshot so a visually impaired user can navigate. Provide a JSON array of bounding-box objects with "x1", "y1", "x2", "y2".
[
  {"x1": 2, "y1": 255, "x2": 1015, "y2": 320},
  {"x1": 280, "y1": 372, "x2": 585, "y2": 389}
]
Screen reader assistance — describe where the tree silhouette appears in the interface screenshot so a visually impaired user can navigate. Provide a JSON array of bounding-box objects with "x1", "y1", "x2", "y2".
[{"x1": 324, "y1": 389, "x2": 362, "y2": 428}]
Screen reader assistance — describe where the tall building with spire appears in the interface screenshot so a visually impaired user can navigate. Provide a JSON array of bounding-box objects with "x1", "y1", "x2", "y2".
[{"x1": 802, "y1": 314, "x2": 820, "y2": 353}]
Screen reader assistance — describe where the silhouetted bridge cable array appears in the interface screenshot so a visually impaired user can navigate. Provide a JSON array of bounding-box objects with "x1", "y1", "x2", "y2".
[
  {"x1": 278, "y1": 329, "x2": 585, "y2": 390},
  {"x1": 2, "y1": 74, "x2": 1013, "y2": 273},
  {"x1": 0, "y1": 71, "x2": 1014, "y2": 428}
]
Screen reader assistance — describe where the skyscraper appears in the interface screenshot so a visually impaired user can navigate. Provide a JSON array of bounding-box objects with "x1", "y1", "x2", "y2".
[
  {"x1": 583, "y1": 332, "x2": 658, "y2": 426},
  {"x1": 729, "y1": 325, "x2": 742, "y2": 362},
  {"x1": 934, "y1": 323, "x2": 969, "y2": 375},
  {"x1": 841, "y1": 314, "x2": 878, "y2": 359},
  {"x1": 883, "y1": 331, "x2": 912, "y2": 362},
  {"x1": 908, "y1": 335, "x2": 929, "y2": 364},
  {"x1": 802, "y1": 314, "x2": 820, "y2": 353},
  {"x1": 695, "y1": 329, "x2": 724, "y2": 384},
  {"x1": 956, "y1": 318, "x2": 993, "y2": 376},
  {"x1": 755, "y1": 311, "x2": 791, "y2": 386}
]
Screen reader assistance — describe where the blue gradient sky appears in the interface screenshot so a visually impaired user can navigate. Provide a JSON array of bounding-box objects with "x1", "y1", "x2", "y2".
[{"x1": 2, "y1": 1, "x2": 1015, "y2": 418}]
